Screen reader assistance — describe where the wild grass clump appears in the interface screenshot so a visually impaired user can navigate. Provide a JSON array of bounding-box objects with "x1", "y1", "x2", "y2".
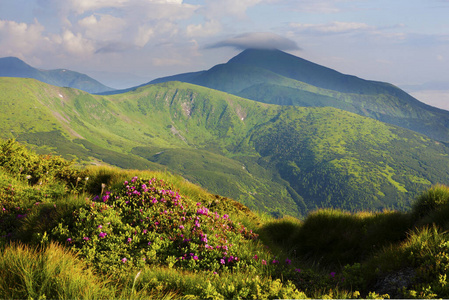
[
  {"x1": 412, "y1": 184, "x2": 449, "y2": 217},
  {"x1": 0, "y1": 242, "x2": 112, "y2": 299},
  {"x1": 260, "y1": 208, "x2": 411, "y2": 267},
  {"x1": 412, "y1": 184, "x2": 449, "y2": 229}
]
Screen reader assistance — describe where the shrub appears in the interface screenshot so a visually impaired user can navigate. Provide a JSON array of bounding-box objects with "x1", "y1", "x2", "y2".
[
  {"x1": 0, "y1": 139, "x2": 78, "y2": 186},
  {"x1": 51, "y1": 176, "x2": 283, "y2": 276}
]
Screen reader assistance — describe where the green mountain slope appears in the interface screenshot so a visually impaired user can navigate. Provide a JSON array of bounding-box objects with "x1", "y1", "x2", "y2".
[
  {"x1": 0, "y1": 57, "x2": 115, "y2": 94},
  {"x1": 2, "y1": 77, "x2": 449, "y2": 217},
  {"x1": 148, "y1": 49, "x2": 449, "y2": 142}
]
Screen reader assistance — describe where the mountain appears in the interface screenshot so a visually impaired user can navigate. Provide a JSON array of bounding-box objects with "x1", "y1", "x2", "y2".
[
  {"x1": 147, "y1": 49, "x2": 449, "y2": 142},
  {"x1": 2, "y1": 77, "x2": 449, "y2": 217},
  {"x1": 0, "y1": 57, "x2": 115, "y2": 94}
]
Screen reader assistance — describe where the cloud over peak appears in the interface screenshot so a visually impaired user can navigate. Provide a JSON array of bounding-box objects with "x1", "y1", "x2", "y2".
[{"x1": 207, "y1": 32, "x2": 300, "y2": 51}]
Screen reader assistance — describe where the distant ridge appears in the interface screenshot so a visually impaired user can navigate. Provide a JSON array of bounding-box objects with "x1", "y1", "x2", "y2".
[{"x1": 0, "y1": 56, "x2": 115, "y2": 94}]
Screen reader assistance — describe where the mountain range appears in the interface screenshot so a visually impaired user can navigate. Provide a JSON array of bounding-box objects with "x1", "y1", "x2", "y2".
[
  {"x1": 0, "y1": 56, "x2": 115, "y2": 94},
  {"x1": 2, "y1": 74, "x2": 449, "y2": 217},
  {"x1": 3, "y1": 49, "x2": 449, "y2": 299},
  {"x1": 143, "y1": 49, "x2": 449, "y2": 142}
]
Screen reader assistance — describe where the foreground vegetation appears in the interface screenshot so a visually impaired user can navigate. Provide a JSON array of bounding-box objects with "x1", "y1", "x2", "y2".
[{"x1": 2, "y1": 139, "x2": 449, "y2": 298}]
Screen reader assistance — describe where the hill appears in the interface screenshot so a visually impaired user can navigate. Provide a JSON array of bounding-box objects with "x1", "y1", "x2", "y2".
[
  {"x1": 147, "y1": 49, "x2": 449, "y2": 142},
  {"x1": 0, "y1": 57, "x2": 115, "y2": 94},
  {"x1": 3, "y1": 139, "x2": 449, "y2": 298},
  {"x1": 2, "y1": 77, "x2": 449, "y2": 217}
]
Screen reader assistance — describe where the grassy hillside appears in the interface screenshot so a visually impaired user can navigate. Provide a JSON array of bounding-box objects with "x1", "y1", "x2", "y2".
[
  {"x1": 2, "y1": 77, "x2": 449, "y2": 217},
  {"x1": 3, "y1": 140, "x2": 449, "y2": 298}
]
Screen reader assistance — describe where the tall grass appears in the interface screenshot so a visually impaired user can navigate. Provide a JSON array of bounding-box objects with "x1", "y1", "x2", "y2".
[
  {"x1": 116, "y1": 266, "x2": 306, "y2": 299},
  {"x1": 259, "y1": 208, "x2": 412, "y2": 267},
  {"x1": 0, "y1": 242, "x2": 112, "y2": 299},
  {"x1": 412, "y1": 184, "x2": 449, "y2": 229}
]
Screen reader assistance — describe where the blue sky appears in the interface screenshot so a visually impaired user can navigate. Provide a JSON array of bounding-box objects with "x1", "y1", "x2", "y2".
[{"x1": 1, "y1": 0, "x2": 449, "y2": 108}]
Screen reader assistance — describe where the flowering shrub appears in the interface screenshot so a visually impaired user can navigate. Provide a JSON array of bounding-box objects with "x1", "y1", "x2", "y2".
[{"x1": 52, "y1": 176, "x2": 276, "y2": 274}]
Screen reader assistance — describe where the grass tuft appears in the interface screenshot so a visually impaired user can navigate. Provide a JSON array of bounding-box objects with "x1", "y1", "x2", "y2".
[{"x1": 0, "y1": 242, "x2": 112, "y2": 299}]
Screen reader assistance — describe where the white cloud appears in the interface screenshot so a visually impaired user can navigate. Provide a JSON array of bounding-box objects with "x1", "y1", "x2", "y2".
[
  {"x1": 207, "y1": 32, "x2": 300, "y2": 50},
  {"x1": 202, "y1": 0, "x2": 263, "y2": 19},
  {"x1": 274, "y1": 0, "x2": 353, "y2": 13},
  {"x1": 69, "y1": 0, "x2": 129, "y2": 14},
  {"x1": 78, "y1": 14, "x2": 126, "y2": 41},
  {"x1": 58, "y1": 29, "x2": 96, "y2": 56},
  {"x1": 68, "y1": 0, "x2": 189, "y2": 15},
  {"x1": 289, "y1": 21, "x2": 372, "y2": 35},
  {"x1": 0, "y1": 19, "x2": 47, "y2": 58},
  {"x1": 186, "y1": 19, "x2": 222, "y2": 37},
  {"x1": 135, "y1": 26, "x2": 155, "y2": 47},
  {"x1": 0, "y1": 18, "x2": 97, "y2": 66},
  {"x1": 69, "y1": 0, "x2": 198, "y2": 50},
  {"x1": 150, "y1": 39, "x2": 200, "y2": 67}
]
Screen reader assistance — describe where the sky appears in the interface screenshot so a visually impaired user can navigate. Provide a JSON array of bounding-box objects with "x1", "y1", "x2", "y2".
[{"x1": 1, "y1": 0, "x2": 449, "y2": 109}]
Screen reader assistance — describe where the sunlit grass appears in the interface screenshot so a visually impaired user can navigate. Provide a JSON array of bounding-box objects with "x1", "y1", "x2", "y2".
[{"x1": 0, "y1": 242, "x2": 112, "y2": 299}]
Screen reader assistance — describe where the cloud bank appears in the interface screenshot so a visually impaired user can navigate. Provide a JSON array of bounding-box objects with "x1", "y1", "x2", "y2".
[{"x1": 207, "y1": 32, "x2": 301, "y2": 51}]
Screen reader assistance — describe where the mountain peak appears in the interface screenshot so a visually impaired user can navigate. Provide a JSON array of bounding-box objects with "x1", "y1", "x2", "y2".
[
  {"x1": 228, "y1": 48, "x2": 290, "y2": 63},
  {"x1": 0, "y1": 56, "x2": 115, "y2": 94},
  {"x1": 0, "y1": 57, "x2": 36, "y2": 74},
  {"x1": 1, "y1": 56, "x2": 26, "y2": 63}
]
